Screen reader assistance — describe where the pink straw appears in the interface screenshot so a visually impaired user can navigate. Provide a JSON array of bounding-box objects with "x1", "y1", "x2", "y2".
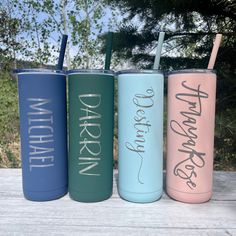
[{"x1": 207, "y1": 34, "x2": 223, "y2": 69}]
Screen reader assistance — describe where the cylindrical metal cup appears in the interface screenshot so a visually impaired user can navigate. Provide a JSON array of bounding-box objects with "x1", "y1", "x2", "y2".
[
  {"x1": 118, "y1": 70, "x2": 164, "y2": 203},
  {"x1": 16, "y1": 69, "x2": 68, "y2": 201},
  {"x1": 68, "y1": 69, "x2": 114, "y2": 202},
  {"x1": 166, "y1": 69, "x2": 217, "y2": 203}
]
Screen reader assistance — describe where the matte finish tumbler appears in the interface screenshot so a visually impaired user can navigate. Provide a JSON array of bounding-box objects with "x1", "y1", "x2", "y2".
[
  {"x1": 166, "y1": 69, "x2": 217, "y2": 203},
  {"x1": 118, "y1": 70, "x2": 164, "y2": 203},
  {"x1": 17, "y1": 69, "x2": 68, "y2": 201},
  {"x1": 68, "y1": 69, "x2": 114, "y2": 202}
]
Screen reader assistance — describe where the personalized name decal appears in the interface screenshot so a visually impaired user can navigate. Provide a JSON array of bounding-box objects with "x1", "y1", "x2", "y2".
[
  {"x1": 170, "y1": 81, "x2": 208, "y2": 189},
  {"x1": 27, "y1": 98, "x2": 54, "y2": 171},
  {"x1": 78, "y1": 94, "x2": 102, "y2": 176},
  {"x1": 125, "y1": 87, "x2": 154, "y2": 184}
]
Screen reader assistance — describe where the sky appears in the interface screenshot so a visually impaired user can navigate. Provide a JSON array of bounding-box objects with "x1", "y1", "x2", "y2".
[
  {"x1": 1, "y1": 1, "x2": 124, "y2": 69},
  {"x1": 1, "y1": 0, "x2": 182, "y2": 69}
]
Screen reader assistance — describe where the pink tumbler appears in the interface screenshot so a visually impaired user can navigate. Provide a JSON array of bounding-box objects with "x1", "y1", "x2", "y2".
[{"x1": 166, "y1": 69, "x2": 217, "y2": 203}]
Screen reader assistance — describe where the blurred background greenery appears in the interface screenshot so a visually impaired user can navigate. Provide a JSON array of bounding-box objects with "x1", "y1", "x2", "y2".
[{"x1": 0, "y1": 0, "x2": 235, "y2": 170}]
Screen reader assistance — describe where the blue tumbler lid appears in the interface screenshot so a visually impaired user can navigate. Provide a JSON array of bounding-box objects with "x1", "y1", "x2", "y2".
[{"x1": 13, "y1": 68, "x2": 65, "y2": 75}]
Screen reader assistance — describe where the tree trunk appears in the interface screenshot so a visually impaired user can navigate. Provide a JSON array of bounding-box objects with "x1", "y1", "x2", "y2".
[
  {"x1": 13, "y1": 49, "x2": 17, "y2": 69},
  {"x1": 84, "y1": 0, "x2": 90, "y2": 69}
]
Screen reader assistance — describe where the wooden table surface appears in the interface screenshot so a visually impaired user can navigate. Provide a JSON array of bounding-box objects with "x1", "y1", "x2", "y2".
[{"x1": 0, "y1": 169, "x2": 236, "y2": 236}]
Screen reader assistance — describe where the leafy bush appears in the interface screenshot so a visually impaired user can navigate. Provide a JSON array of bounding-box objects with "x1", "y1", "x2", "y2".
[
  {"x1": 0, "y1": 72, "x2": 20, "y2": 167},
  {"x1": 214, "y1": 109, "x2": 236, "y2": 170}
]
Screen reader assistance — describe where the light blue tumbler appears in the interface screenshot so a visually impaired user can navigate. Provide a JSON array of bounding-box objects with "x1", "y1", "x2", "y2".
[{"x1": 118, "y1": 70, "x2": 164, "y2": 203}]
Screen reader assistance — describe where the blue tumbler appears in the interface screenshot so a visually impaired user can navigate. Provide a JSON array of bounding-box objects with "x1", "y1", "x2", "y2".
[
  {"x1": 118, "y1": 70, "x2": 164, "y2": 203},
  {"x1": 16, "y1": 69, "x2": 68, "y2": 201}
]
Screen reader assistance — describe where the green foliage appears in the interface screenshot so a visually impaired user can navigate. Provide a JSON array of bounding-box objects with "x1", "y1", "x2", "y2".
[
  {"x1": 0, "y1": 3, "x2": 22, "y2": 70},
  {"x1": 107, "y1": 0, "x2": 236, "y2": 170},
  {"x1": 68, "y1": 0, "x2": 111, "y2": 68},
  {"x1": 0, "y1": 72, "x2": 20, "y2": 168},
  {"x1": 107, "y1": 0, "x2": 235, "y2": 68},
  {"x1": 0, "y1": 72, "x2": 19, "y2": 144},
  {"x1": 214, "y1": 109, "x2": 236, "y2": 170},
  {"x1": 0, "y1": 0, "x2": 118, "y2": 69},
  {"x1": 5, "y1": 149, "x2": 20, "y2": 168}
]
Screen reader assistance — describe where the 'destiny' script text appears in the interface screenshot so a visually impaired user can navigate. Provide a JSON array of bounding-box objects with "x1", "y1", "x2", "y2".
[{"x1": 125, "y1": 87, "x2": 155, "y2": 184}]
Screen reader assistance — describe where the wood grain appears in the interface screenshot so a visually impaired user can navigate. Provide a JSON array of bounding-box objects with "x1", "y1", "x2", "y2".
[{"x1": 0, "y1": 169, "x2": 235, "y2": 236}]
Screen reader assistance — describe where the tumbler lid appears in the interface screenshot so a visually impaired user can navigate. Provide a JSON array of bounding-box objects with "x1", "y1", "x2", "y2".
[
  {"x1": 67, "y1": 69, "x2": 114, "y2": 76},
  {"x1": 13, "y1": 68, "x2": 65, "y2": 75},
  {"x1": 117, "y1": 69, "x2": 163, "y2": 75},
  {"x1": 168, "y1": 69, "x2": 216, "y2": 75}
]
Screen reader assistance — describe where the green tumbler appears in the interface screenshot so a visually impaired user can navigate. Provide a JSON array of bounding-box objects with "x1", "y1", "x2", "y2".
[{"x1": 68, "y1": 69, "x2": 114, "y2": 202}]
